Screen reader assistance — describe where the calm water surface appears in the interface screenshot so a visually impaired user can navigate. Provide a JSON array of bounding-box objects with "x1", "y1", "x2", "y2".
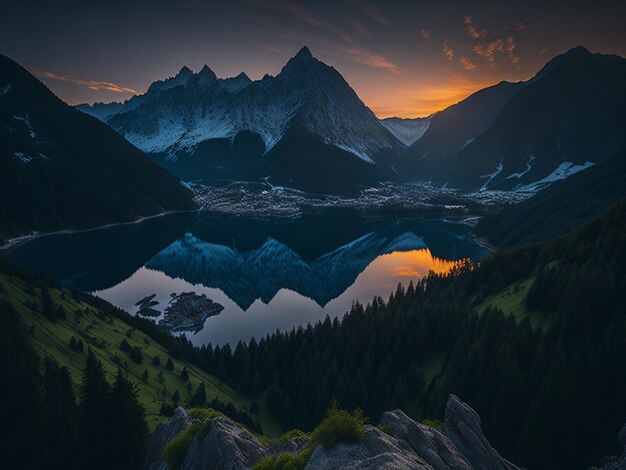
[{"x1": 10, "y1": 212, "x2": 487, "y2": 345}]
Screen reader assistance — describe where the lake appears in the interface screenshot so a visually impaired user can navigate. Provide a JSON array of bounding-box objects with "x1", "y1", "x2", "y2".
[{"x1": 9, "y1": 211, "x2": 487, "y2": 345}]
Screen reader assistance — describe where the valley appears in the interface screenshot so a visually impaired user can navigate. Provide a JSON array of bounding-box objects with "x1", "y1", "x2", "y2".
[{"x1": 1, "y1": 2, "x2": 626, "y2": 468}]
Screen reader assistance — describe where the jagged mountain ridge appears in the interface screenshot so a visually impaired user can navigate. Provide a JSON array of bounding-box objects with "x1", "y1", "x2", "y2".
[
  {"x1": 76, "y1": 45, "x2": 626, "y2": 194},
  {"x1": 78, "y1": 47, "x2": 402, "y2": 193},
  {"x1": 402, "y1": 46, "x2": 626, "y2": 190},
  {"x1": 145, "y1": 227, "x2": 428, "y2": 310}
]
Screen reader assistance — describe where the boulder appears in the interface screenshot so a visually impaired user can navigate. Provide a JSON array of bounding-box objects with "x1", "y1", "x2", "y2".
[
  {"x1": 178, "y1": 416, "x2": 267, "y2": 470},
  {"x1": 380, "y1": 409, "x2": 472, "y2": 470},
  {"x1": 144, "y1": 408, "x2": 192, "y2": 470},
  {"x1": 444, "y1": 394, "x2": 519, "y2": 470}
]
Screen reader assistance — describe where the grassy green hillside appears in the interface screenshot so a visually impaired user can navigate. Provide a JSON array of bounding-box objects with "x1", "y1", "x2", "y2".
[
  {"x1": 0, "y1": 263, "x2": 278, "y2": 434},
  {"x1": 475, "y1": 275, "x2": 546, "y2": 329}
]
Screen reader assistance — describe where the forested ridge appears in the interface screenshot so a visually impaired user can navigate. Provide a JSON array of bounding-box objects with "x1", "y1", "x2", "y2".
[{"x1": 171, "y1": 198, "x2": 626, "y2": 469}]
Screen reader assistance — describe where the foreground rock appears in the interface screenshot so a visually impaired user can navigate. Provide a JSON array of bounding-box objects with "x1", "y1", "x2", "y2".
[
  {"x1": 305, "y1": 425, "x2": 430, "y2": 469},
  {"x1": 179, "y1": 416, "x2": 266, "y2": 469},
  {"x1": 380, "y1": 409, "x2": 471, "y2": 470},
  {"x1": 144, "y1": 395, "x2": 520, "y2": 470},
  {"x1": 444, "y1": 395, "x2": 519, "y2": 470},
  {"x1": 144, "y1": 408, "x2": 191, "y2": 470},
  {"x1": 158, "y1": 292, "x2": 224, "y2": 333}
]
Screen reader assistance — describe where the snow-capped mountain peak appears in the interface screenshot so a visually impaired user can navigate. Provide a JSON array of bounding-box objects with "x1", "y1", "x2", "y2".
[{"x1": 77, "y1": 46, "x2": 401, "y2": 182}]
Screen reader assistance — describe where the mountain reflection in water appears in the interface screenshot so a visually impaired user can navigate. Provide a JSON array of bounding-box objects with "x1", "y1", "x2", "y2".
[{"x1": 9, "y1": 212, "x2": 487, "y2": 345}]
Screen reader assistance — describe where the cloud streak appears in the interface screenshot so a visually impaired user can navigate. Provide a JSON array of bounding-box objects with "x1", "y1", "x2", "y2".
[
  {"x1": 32, "y1": 69, "x2": 138, "y2": 93},
  {"x1": 254, "y1": 0, "x2": 353, "y2": 44},
  {"x1": 443, "y1": 41, "x2": 454, "y2": 61},
  {"x1": 421, "y1": 29, "x2": 430, "y2": 39},
  {"x1": 464, "y1": 15, "x2": 487, "y2": 40},
  {"x1": 473, "y1": 36, "x2": 519, "y2": 64},
  {"x1": 345, "y1": 0, "x2": 391, "y2": 26},
  {"x1": 460, "y1": 56, "x2": 476, "y2": 71},
  {"x1": 464, "y1": 15, "x2": 521, "y2": 66},
  {"x1": 335, "y1": 45, "x2": 398, "y2": 71}
]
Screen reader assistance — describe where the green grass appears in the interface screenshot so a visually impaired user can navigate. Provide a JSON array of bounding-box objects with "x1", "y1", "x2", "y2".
[
  {"x1": 0, "y1": 271, "x2": 278, "y2": 434},
  {"x1": 254, "y1": 404, "x2": 365, "y2": 470},
  {"x1": 475, "y1": 275, "x2": 545, "y2": 329},
  {"x1": 163, "y1": 408, "x2": 223, "y2": 470},
  {"x1": 421, "y1": 353, "x2": 444, "y2": 386}
]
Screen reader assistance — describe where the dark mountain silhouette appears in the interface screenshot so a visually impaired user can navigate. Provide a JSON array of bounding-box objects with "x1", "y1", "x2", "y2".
[{"x1": 0, "y1": 55, "x2": 197, "y2": 242}]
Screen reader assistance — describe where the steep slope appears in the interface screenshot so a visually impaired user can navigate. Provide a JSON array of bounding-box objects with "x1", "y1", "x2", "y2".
[
  {"x1": 474, "y1": 146, "x2": 626, "y2": 248},
  {"x1": 0, "y1": 55, "x2": 197, "y2": 242},
  {"x1": 0, "y1": 257, "x2": 272, "y2": 432},
  {"x1": 399, "y1": 80, "x2": 524, "y2": 185},
  {"x1": 405, "y1": 47, "x2": 626, "y2": 189},
  {"x1": 78, "y1": 47, "x2": 402, "y2": 193}
]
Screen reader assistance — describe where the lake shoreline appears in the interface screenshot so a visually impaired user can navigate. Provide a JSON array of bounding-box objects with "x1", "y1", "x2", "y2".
[{"x1": 0, "y1": 209, "x2": 200, "y2": 252}]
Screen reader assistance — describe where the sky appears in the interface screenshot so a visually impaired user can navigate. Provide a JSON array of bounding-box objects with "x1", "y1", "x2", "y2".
[{"x1": 2, "y1": 0, "x2": 625, "y2": 117}]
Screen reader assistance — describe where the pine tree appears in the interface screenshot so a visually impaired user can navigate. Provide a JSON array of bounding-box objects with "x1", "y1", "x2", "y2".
[
  {"x1": 166, "y1": 357, "x2": 174, "y2": 371},
  {"x1": 42, "y1": 358, "x2": 77, "y2": 469},
  {"x1": 41, "y1": 287, "x2": 56, "y2": 321},
  {"x1": 189, "y1": 382, "x2": 207, "y2": 407},
  {"x1": 76, "y1": 349, "x2": 110, "y2": 469},
  {"x1": 106, "y1": 370, "x2": 149, "y2": 470}
]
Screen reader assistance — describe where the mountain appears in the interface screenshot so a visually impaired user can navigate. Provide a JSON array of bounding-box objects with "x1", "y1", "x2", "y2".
[
  {"x1": 402, "y1": 47, "x2": 626, "y2": 189},
  {"x1": 398, "y1": 80, "x2": 524, "y2": 186},
  {"x1": 75, "y1": 100, "x2": 124, "y2": 121},
  {"x1": 379, "y1": 116, "x2": 430, "y2": 146},
  {"x1": 475, "y1": 146, "x2": 626, "y2": 248},
  {"x1": 0, "y1": 55, "x2": 197, "y2": 243},
  {"x1": 78, "y1": 47, "x2": 402, "y2": 194}
]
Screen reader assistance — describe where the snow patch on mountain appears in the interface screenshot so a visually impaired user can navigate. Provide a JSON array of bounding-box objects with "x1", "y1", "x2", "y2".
[
  {"x1": 0, "y1": 84, "x2": 11, "y2": 96},
  {"x1": 507, "y1": 154, "x2": 536, "y2": 179},
  {"x1": 14, "y1": 152, "x2": 33, "y2": 164},
  {"x1": 83, "y1": 47, "x2": 398, "y2": 165},
  {"x1": 519, "y1": 161, "x2": 595, "y2": 190},
  {"x1": 13, "y1": 114, "x2": 36, "y2": 139},
  {"x1": 480, "y1": 159, "x2": 504, "y2": 190},
  {"x1": 380, "y1": 117, "x2": 430, "y2": 146}
]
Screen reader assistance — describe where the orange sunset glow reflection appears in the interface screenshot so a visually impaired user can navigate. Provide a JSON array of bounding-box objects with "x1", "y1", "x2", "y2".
[{"x1": 362, "y1": 248, "x2": 463, "y2": 287}]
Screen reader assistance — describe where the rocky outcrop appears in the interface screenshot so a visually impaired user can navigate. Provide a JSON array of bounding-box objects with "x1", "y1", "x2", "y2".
[
  {"x1": 179, "y1": 416, "x2": 266, "y2": 469},
  {"x1": 380, "y1": 409, "x2": 472, "y2": 470},
  {"x1": 144, "y1": 396, "x2": 520, "y2": 470},
  {"x1": 267, "y1": 435, "x2": 311, "y2": 456},
  {"x1": 304, "y1": 425, "x2": 430, "y2": 469},
  {"x1": 591, "y1": 423, "x2": 626, "y2": 470},
  {"x1": 144, "y1": 408, "x2": 192, "y2": 470},
  {"x1": 444, "y1": 394, "x2": 519, "y2": 470}
]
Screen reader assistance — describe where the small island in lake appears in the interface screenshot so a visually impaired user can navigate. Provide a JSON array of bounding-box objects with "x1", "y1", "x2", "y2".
[
  {"x1": 135, "y1": 293, "x2": 160, "y2": 317},
  {"x1": 158, "y1": 292, "x2": 224, "y2": 333}
]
